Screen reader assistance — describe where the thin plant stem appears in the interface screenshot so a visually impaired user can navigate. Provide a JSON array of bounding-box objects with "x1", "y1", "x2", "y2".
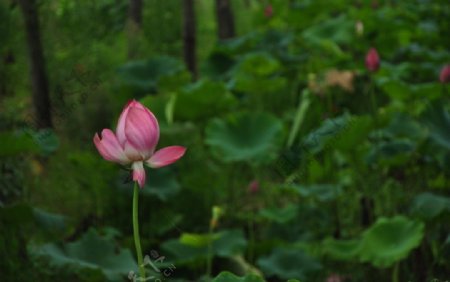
[
  {"x1": 392, "y1": 262, "x2": 399, "y2": 282},
  {"x1": 133, "y1": 182, "x2": 145, "y2": 280},
  {"x1": 248, "y1": 211, "x2": 255, "y2": 263},
  {"x1": 206, "y1": 223, "x2": 214, "y2": 281},
  {"x1": 368, "y1": 77, "x2": 378, "y2": 127}
]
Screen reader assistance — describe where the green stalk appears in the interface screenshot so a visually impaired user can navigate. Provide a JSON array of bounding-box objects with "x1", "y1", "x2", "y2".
[
  {"x1": 287, "y1": 89, "x2": 311, "y2": 148},
  {"x1": 368, "y1": 77, "x2": 378, "y2": 127},
  {"x1": 206, "y1": 223, "x2": 213, "y2": 281},
  {"x1": 392, "y1": 262, "x2": 399, "y2": 282},
  {"x1": 133, "y1": 182, "x2": 145, "y2": 280}
]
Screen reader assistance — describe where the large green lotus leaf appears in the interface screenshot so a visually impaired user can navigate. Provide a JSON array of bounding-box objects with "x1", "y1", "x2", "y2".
[
  {"x1": 359, "y1": 216, "x2": 424, "y2": 268},
  {"x1": 32, "y1": 228, "x2": 137, "y2": 282},
  {"x1": 258, "y1": 204, "x2": 298, "y2": 224},
  {"x1": 162, "y1": 229, "x2": 247, "y2": 263},
  {"x1": 175, "y1": 79, "x2": 237, "y2": 121},
  {"x1": 302, "y1": 114, "x2": 351, "y2": 155},
  {"x1": 321, "y1": 238, "x2": 361, "y2": 261},
  {"x1": 257, "y1": 248, "x2": 321, "y2": 280},
  {"x1": 422, "y1": 102, "x2": 450, "y2": 150},
  {"x1": 117, "y1": 56, "x2": 184, "y2": 95},
  {"x1": 205, "y1": 112, "x2": 284, "y2": 164},
  {"x1": 212, "y1": 271, "x2": 264, "y2": 282},
  {"x1": 410, "y1": 192, "x2": 450, "y2": 220}
]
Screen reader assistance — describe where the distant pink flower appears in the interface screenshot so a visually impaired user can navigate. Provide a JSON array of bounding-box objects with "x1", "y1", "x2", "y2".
[
  {"x1": 440, "y1": 65, "x2": 450, "y2": 83},
  {"x1": 248, "y1": 180, "x2": 260, "y2": 194},
  {"x1": 365, "y1": 48, "x2": 380, "y2": 72},
  {"x1": 93, "y1": 100, "x2": 186, "y2": 187},
  {"x1": 264, "y1": 5, "x2": 273, "y2": 18},
  {"x1": 326, "y1": 273, "x2": 343, "y2": 282}
]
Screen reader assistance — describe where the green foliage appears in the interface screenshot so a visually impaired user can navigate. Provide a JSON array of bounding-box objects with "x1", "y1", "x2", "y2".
[
  {"x1": 117, "y1": 57, "x2": 187, "y2": 95},
  {"x1": 410, "y1": 193, "x2": 450, "y2": 220},
  {"x1": 1, "y1": 0, "x2": 449, "y2": 281},
  {"x1": 257, "y1": 248, "x2": 322, "y2": 280},
  {"x1": 205, "y1": 112, "x2": 284, "y2": 164},
  {"x1": 359, "y1": 216, "x2": 424, "y2": 268},
  {"x1": 175, "y1": 79, "x2": 237, "y2": 121},
  {"x1": 212, "y1": 271, "x2": 264, "y2": 282},
  {"x1": 162, "y1": 229, "x2": 247, "y2": 263},
  {"x1": 323, "y1": 216, "x2": 425, "y2": 268},
  {"x1": 31, "y1": 229, "x2": 136, "y2": 282}
]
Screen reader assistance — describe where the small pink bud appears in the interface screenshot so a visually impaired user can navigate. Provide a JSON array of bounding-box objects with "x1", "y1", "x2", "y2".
[
  {"x1": 365, "y1": 48, "x2": 380, "y2": 72},
  {"x1": 248, "y1": 180, "x2": 260, "y2": 194},
  {"x1": 264, "y1": 5, "x2": 273, "y2": 18},
  {"x1": 439, "y1": 65, "x2": 450, "y2": 83}
]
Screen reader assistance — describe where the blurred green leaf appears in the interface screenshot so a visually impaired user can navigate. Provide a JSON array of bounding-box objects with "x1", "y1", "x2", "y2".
[
  {"x1": 410, "y1": 192, "x2": 450, "y2": 220},
  {"x1": 175, "y1": 79, "x2": 237, "y2": 121},
  {"x1": 333, "y1": 115, "x2": 373, "y2": 152},
  {"x1": 205, "y1": 112, "x2": 284, "y2": 164},
  {"x1": 141, "y1": 167, "x2": 181, "y2": 201},
  {"x1": 162, "y1": 229, "x2": 247, "y2": 263},
  {"x1": 422, "y1": 102, "x2": 450, "y2": 150},
  {"x1": 32, "y1": 208, "x2": 66, "y2": 233},
  {"x1": 231, "y1": 52, "x2": 287, "y2": 93},
  {"x1": 302, "y1": 15, "x2": 354, "y2": 45},
  {"x1": 302, "y1": 114, "x2": 351, "y2": 154},
  {"x1": 31, "y1": 228, "x2": 136, "y2": 282},
  {"x1": 257, "y1": 248, "x2": 322, "y2": 280},
  {"x1": 259, "y1": 204, "x2": 298, "y2": 224},
  {"x1": 0, "y1": 131, "x2": 39, "y2": 157},
  {"x1": 285, "y1": 184, "x2": 342, "y2": 202},
  {"x1": 359, "y1": 216, "x2": 424, "y2": 268},
  {"x1": 322, "y1": 238, "x2": 361, "y2": 261},
  {"x1": 117, "y1": 56, "x2": 185, "y2": 95},
  {"x1": 212, "y1": 271, "x2": 264, "y2": 282}
]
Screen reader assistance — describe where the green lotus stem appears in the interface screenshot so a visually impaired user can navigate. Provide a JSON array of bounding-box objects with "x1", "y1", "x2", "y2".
[
  {"x1": 392, "y1": 262, "x2": 399, "y2": 282},
  {"x1": 133, "y1": 182, "x2": 145, "y2": 280},
  {"x1": 368, "y1": 77, "x2": 378, "y2": 126},
  {"x1": 206, "y1": 222, "x2": 213, "y2": 281}
]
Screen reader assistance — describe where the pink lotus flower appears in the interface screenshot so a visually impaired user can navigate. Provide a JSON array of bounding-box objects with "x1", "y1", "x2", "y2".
[
  {"x1": 440, "y1": 64, "x2": 450, "y2": 83},
  {"x1": 365, "y1": 48, "x2": 380, "y2": 72},
  {"x1": 93, "y1": 100, "x2": 186, "y2": 187}
]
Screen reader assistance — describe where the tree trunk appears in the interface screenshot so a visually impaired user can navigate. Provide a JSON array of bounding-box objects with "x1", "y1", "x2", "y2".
[
  {"x1": 360, "y1": 196, "x2": 375, "y2": 227},
  {"x1": 129, "y1": 0, "x2": 142, "y2": 27},
  {"x1": 215, "y1": 0, "x2": 235, "y2": 40},
  {"x1": 182, "y1": 0, "x2": 197, "y2": 80},
  {"x1": 18, "y1": 0, "x2": 52, "y2": 129},
  {"x1": 127, "y1": 0, "x2": 143, "y2": 59}
]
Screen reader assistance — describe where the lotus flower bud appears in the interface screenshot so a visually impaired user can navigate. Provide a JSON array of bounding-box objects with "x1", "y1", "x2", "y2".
[
  {"x1": 439, "y1": 64, "x2": 450, "y2": 83},
  {"x1": 365, "y1": 48, "x2": 380, "y2": 72}
]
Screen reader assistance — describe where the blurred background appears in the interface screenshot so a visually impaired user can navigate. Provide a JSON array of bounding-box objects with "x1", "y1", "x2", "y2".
[{"x1": 0, "y1": 0, "x2": 449, "y2": 281}]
